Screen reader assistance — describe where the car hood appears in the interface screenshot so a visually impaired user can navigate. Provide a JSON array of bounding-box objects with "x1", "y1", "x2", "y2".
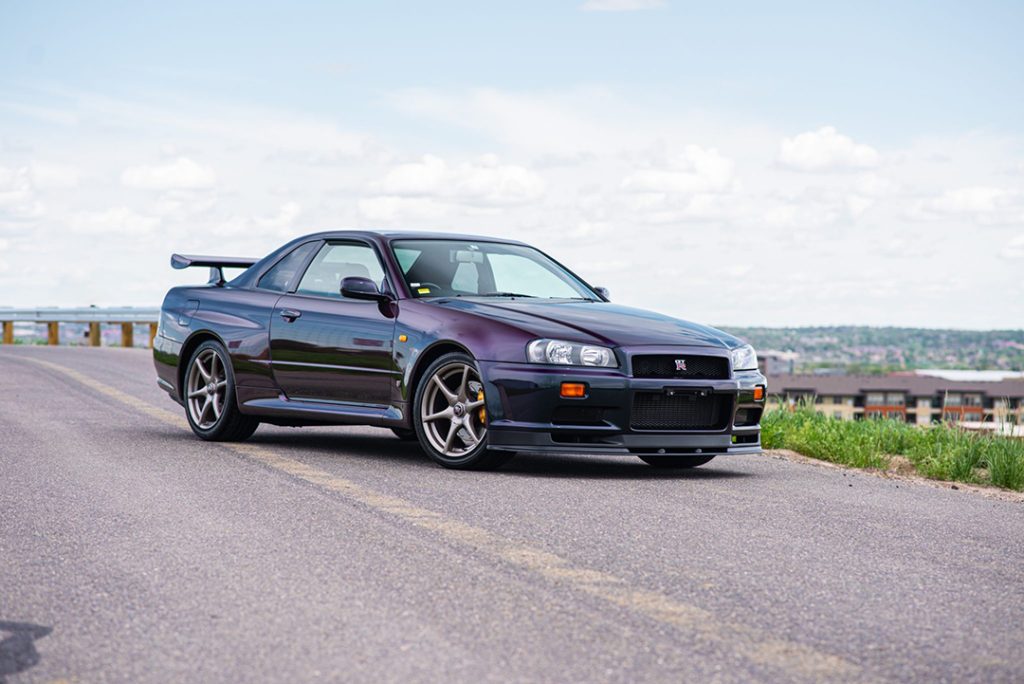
[{"x1": 434, "y1": 298, "x2": 743, "y2": 349}]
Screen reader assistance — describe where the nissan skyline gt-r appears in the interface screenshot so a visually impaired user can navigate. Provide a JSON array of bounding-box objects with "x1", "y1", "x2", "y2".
[{"x1": 153, "y1": 231, "x2": 767, "y2": 470}]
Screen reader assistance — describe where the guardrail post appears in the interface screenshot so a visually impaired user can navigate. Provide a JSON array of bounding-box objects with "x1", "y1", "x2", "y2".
[
  {"x1": 120, "y1": 323, "x2": 134, "y2": 348},
  {"x1": 149, "y1": 322, "x2": 158, "y2": 349},
  {"x1": 47, "y1": 322, "x2": 59, "y2": 345},
  {"x1": 89, "y1": 322, "x2": 101, "y2": 346},
  {"x1": 2, "y1": 321, "x2": 12, "y2": 344}
]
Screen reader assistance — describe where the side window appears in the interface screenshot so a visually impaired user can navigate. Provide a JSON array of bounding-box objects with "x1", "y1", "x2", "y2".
[
  {"x1": 257, "y1": 242, "x2": 318, "y2": 292},
  {"x1": 296, "y1": 242, "x2": 386, "y2": 299}
]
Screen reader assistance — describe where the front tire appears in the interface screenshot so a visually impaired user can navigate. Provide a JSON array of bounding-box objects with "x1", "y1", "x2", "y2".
[
  {"x1": 183, "y1": 340, "x2": 259, "y2": 442},
  {"x1": 413, "y1": 352, "x2": 511, "y2": 470},
  {"x1": 638, "y1": 455, "x2": 716, "y2": 468}
]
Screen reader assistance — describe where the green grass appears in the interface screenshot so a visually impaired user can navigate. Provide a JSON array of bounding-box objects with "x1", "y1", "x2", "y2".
[{"x1": 761, "y1": 404, "x2": 1024, "y2": 491}]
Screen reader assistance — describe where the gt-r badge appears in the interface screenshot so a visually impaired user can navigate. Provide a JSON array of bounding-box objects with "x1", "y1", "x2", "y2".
[{"x1": 674, "y1": 359, "x2": 687, "y2": 371}]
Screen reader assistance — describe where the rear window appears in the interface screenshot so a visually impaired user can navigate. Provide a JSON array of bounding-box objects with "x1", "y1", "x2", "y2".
[{"x1": 257, "y1": 242, "x2": 318, "y2": 292}]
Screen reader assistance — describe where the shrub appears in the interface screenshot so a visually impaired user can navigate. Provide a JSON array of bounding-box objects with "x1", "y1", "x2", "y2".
[
  {"x1": 986, "y1": 437, "x2": 1024, "y2": 491},
  {"x1": 760, "y1": 405, "x2": 1024, "y2": 491}
]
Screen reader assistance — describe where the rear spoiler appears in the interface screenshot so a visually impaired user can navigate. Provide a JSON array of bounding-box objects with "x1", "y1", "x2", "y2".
[{"x1": 171, "y1": 253, "x2": 259, "y2": 286}]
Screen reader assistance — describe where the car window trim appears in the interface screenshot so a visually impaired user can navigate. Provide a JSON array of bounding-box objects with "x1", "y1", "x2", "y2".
[
  {"x1": 254, "y1": 239, "x2": 324, "y2": 294},
  {"x1": 287, "y1": 238, "x2": 393, "y2": 302}
]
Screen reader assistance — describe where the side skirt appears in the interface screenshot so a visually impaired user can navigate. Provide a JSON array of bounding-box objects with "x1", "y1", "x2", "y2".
[{"x1": 239, "y1": 395, "x2": 406, "y2": 428}]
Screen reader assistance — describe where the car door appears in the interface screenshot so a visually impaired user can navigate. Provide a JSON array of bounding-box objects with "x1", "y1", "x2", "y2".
[{"x1": 269, "y1": 240, "x2": 397, "y2": 406}]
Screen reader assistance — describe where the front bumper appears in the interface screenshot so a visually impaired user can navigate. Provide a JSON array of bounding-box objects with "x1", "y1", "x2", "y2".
[{"x1": 479, "y1": 348, "x2": 766, "y2": 456}]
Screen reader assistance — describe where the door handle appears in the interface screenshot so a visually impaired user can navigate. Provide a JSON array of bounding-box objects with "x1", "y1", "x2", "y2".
[{"x1": 279, "y1": 309, "x2": 302, "y2": 322}]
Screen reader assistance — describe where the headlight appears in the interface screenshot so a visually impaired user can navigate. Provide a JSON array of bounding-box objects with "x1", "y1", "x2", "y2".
[
  {"x1": 527, "y1": 339, "x2": 618, "y2": 368},
  {"x1": 730, "y1": 344, "x2": 758, "y2": 372}
]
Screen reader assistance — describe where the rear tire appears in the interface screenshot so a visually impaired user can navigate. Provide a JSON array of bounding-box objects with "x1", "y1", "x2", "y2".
[
  {"x1": 638, "y1": 455, "x2": 716, "y2": 468},
  {"x1": 183, "y1": 340, "x2": 259, "y2": 442},
  {"x1": 413, "y1": 352, "x2": 511, "y2": 470}
]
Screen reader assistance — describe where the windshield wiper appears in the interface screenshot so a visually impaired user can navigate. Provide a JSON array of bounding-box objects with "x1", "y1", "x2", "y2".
[{"x1": 476, "y1": 292, "x2": 537, "y2": 298}]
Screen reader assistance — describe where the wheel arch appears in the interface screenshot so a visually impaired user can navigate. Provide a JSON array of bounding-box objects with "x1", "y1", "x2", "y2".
[
  {"x1": 405, "y1": 340, "x2": 474, "y2": 405},
  {"x1": 177, "y1": 330, "x2": 229, "y2": 401}
]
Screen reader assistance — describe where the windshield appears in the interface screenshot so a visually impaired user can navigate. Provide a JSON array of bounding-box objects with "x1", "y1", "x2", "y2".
[{"x1": 390, "y1": 240, "x2": 598, "y2": 300}]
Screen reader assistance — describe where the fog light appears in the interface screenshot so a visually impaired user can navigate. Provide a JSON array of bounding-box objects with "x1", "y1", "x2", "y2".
[
  {"x1": 560, "y1": 382, "x2": 587, "y2": 398},
  {"x1": 753, "y1": 386, "x2": 765, "y2": 401}
]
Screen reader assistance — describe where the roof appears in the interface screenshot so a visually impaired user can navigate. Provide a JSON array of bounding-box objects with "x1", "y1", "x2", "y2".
[
  {"x1": 766, "y1": 374, "x2": 1024, "y2": 398},
  {"x1": 298, "y1": 229, "x2": 530, "y2": 246},
  {"x1": 913, "y1": 369, "x2": 1024, "y2": 382}
]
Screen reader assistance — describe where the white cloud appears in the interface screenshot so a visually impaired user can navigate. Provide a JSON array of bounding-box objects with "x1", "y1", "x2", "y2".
[
  {"x1": 910, "y1": 186, "x2": 1024, "y2": 225},
  {"x1": 121, "y1": 156, "x2": 217, "y2": 190},
  {"x1": 30, "y1": 163, "x2": 80, "y2": 189},
  {"x1": 614, "y1": 146, "x2": 739, "y2": 224},
  {"x1": 1, "y1": 84, "x2": 1023, "y2": 325},
  {"x1": 212, "y1": 202, "x2": 303, "y2": 238},
  {"x1": 778, "y1": 126, "x2": 879, "y2": 171},
  {"x1": 357, "y1": 196, "x2": 455, "y2": 223},
  {"x1": 45, "y1": 88, "x2": 375, "y2": 163},
  {"x1": 1003, "y1": 234, "x2": 1024, "y2": 259},
  {"x1": 763, "y1": 185, "x2": 876, "y2": 230},
  {"x1": 370, "y1": 154, "x2": 545, "y2": 206},
  {"x1": 71, "y1": 207, "x2": 160, "y2": 235},
  {"x1": 388, "y1": 87, "x2": 640, "y2": 156},
  {"x1": 621, "y1": 145, "x2": 734, "y2": 195},
  {"x1": 580, "y1": 0, "x2": 666, "y2": 10},
  {"x1": 0, "y1": 166, "x2": 44, "y2": 220}
]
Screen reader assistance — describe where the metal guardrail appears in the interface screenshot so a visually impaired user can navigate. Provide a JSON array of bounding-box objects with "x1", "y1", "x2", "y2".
[
  {"x1": 0, "y1": 307, "x2": 160, "y2": 322},
  {"x1": 0, "y1": 307, "x2": 160, "y2": 347}
]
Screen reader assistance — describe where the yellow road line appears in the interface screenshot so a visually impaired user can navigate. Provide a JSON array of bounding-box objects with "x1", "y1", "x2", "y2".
[{"x1": 22, "y1": 355, "x2": 862, "y2": 682}]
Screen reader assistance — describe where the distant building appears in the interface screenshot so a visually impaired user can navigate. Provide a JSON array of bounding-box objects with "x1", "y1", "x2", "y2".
[
  {"x1": 912, "y1": 369, "x2": 1024, "y2": 382},
  {"x1": 767, "y1": 374, "x2": 1024, "y2": 425},
  {"x1": 757, "y1": 350, "x2": 798, "y2": 375}
]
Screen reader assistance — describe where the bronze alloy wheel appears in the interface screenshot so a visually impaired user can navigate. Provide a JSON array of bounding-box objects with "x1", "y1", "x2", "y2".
[
  {"x1": 420, "y1": 360, "x2": 487, "y2": 458},
  {"x1": 186, "y1": 347, "x2": 228, "y2": 429},
  {"x1": 182, "y1": 340, "x2": 259, "y2": 442},
  {"x1": 413, "y1": 352, "x2": 512, "y2": 470}
]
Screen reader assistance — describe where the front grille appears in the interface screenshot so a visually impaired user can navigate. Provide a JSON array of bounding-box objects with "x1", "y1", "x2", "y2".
[
  {"x1": 630, "y1": 391, "x2": 731, "y2": 430},
  {"x1": 631, "y1": 355, "x2": 729, "y2": 379}
]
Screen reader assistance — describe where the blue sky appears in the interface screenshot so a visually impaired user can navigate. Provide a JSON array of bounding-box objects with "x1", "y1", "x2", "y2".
[{"x1": 1, "y1": 1, "x2": 1023, "y2": 327}]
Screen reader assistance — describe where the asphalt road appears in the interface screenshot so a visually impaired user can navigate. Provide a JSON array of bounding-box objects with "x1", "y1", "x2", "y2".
[{"x1": 1, "y1": 347, "x2": 1022, "y2": 683}]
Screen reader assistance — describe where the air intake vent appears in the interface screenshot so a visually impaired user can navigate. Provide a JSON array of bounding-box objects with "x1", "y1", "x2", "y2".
[
  {"x1": 630, "y1": 391, "x2": 731, "y2": 431},
  {"x1": 631, "y1": 355, "x2": 729, "y2": 379}
]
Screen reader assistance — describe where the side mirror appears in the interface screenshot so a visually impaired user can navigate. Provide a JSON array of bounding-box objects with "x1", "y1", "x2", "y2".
[
  {"x1": 341, "y1": 276, "x2": 390, "y2": 302},
  {"x1": 594, "y1": 286, "x2": 610, "y2": 301}
]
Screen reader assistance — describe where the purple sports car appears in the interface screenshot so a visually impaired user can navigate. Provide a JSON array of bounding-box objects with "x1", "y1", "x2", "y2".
[{"x1": 154, "y1": 231, "x2": 766, "y2": 469}]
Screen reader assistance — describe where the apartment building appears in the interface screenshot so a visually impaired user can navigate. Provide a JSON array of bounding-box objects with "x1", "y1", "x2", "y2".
[
  {"x1": 767, "y1": 374, "x2": 1024, "y2": 425},
  {"x1": 757, "y1": 350, "x2": 799, "y2": 376}
]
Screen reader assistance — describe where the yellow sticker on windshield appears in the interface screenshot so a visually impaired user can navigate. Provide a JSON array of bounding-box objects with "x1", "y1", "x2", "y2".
[{"x1": 417, "y1": 287, "x2": 431, "y2": 294}]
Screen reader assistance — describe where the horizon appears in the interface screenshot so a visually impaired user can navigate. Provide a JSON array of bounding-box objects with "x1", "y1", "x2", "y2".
[{"x1": 2, "y1": 1, "x2": 1022, "y2": 328}]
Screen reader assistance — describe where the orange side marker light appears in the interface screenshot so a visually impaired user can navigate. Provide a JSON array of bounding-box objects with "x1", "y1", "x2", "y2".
[
  {"x1": 753, "y1": 386, "x2": 765, "y2": 401},
  {"x1": 560, "y1": 382, "x2": 587, "y2": 398}
]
